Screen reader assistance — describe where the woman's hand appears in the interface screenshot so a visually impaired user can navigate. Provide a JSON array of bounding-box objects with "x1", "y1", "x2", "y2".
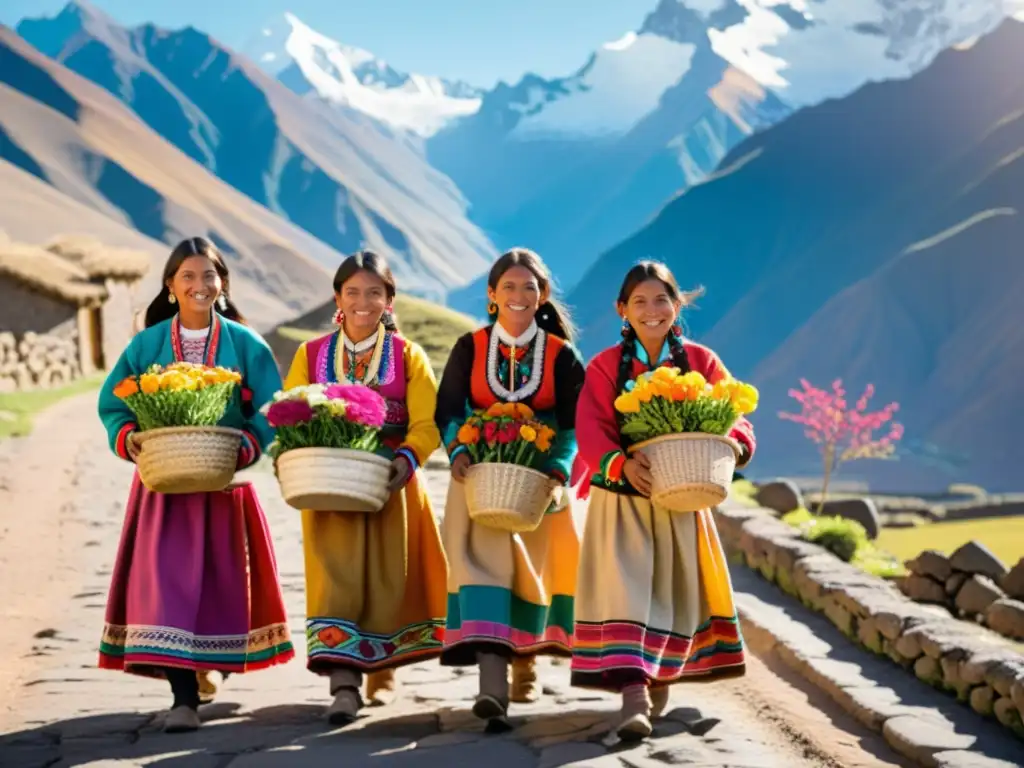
[
  {"x1": 125, "y1": 431, "x2": 142, "y2": 462},
  {"x1": 623, "y1": 452, "x2": 653, "y2": 497},
  {"x1": 387, "y1": 455, "x2": 413, "y2": 493},
  {"x1": 450, "y1": 452, "x2": 471, "y2": 483}
]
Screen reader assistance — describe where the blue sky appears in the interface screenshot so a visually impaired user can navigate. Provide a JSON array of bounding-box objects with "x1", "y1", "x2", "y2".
[{"x1": 1, "y1": 0, "x2": 658, "y2": 87}]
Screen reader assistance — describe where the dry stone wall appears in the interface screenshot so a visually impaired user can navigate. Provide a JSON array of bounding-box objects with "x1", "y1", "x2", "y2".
[
  {"x1": 902, "y1": 547, "x2": 1024, "y2": 643},
  {"x1": 714, "y1": 502, "x2": 1024, "y2": 739},
  {"x1": 0, "y1": 331, "x2": 82, "y2": 393}
]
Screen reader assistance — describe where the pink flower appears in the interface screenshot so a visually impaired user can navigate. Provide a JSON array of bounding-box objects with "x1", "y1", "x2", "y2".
[
  {"x1": 325, "y1": 383, "x2": 386, "y2": 428},
  {"x1": 266, "y1": 399, "x2": 314, "y2": 427}
]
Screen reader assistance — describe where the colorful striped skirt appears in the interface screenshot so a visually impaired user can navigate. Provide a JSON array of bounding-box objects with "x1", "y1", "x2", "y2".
[
  {"x1": 99, "y1": 474, "x2": 294, "y2": 677},
  {"x1": 570, "y1": 488, "x2": 745, "y2": 691},
  {"x1": 302, "y1": 471, "x2": 448, "y2": 673},
  {"x1": 441, "y1": 479, "x2": 578, "y2": 664}
]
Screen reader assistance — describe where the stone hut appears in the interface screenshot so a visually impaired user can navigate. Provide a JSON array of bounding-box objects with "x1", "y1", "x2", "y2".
[{"x1": 0, "y1": 234, "x2": 150, "y2": 392}]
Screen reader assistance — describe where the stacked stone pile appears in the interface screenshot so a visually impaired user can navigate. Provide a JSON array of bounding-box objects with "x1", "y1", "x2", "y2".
[
  {"x1": 0, "y1": 331, "x2": 80, "y2": 393},
  {"x1": 902, "y1": 545, "x2": 1024, "y2": 642}
]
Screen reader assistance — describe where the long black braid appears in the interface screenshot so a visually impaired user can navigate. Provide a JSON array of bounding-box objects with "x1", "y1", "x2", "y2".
[{"x1": 614, "y1": 322, "x2": 692, "y2": 399}]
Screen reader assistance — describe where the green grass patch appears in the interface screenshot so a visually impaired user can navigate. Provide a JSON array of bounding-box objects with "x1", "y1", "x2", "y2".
[
  {"x1": 877, "y1": 517, "x2": 1024, "y2": 566},
  {"x1": 0, "y1": 373, "x2": 105, "y2": 438},
  {"x1": 730, "y1": 478, "x2": 760, "y2": 507},
  {"x1": 781, "y1": 507, "x2": 907, "y2": 579}
]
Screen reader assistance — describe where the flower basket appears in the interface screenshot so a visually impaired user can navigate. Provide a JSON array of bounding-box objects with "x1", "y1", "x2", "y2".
[
  {"x1": 628, "y1": 433, "x2": 741, "y2": 513},
  {"x1": 452, "y1": 403, "x2": 560, "y2": 533},
  {"x1": 134, "y1": 425, "x2": 242, "y2": 494},
  {"x1": 276, "y1": 447, "x2": 392, "y2": 513},
  {"x1": 113, "y1": 362, "x2": 245, "y2": 494},
  {"x1": 263, "y1": 382, "x2": 390, "y2": 513},
  {"x1": 464, "y1": 462, "x2": 556, "y2": 533},
  {"x1": 615, "y1": 366, "x2": 758, "y2": 513}
]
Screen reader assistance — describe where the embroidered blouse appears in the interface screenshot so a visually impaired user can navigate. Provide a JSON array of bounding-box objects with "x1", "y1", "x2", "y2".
[
  {"x1": 284, "y1": 325, "x2": 440, "y2": 471},
  {"x1": 97, "y1": 314, "x2": 280, "y2": 471},
  {"x1": 179, "y1": 325, "x2": 210, "y2": 364},
  {"x1": 434, "y1": 321, "x2": 586, "y2": 483},
  {"x1": 572, "y1": 339, "x2": 756, "y2": 498}
]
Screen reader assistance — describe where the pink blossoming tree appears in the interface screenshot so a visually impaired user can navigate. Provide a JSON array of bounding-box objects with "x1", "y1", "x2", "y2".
[{"x1": 779, "y1": 379, "x2": 904, "y2": 514}]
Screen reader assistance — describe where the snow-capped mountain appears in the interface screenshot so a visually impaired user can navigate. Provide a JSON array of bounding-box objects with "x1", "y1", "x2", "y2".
[
  {"x1": 704, "y1": 0, "x2": 1024, "y2": 108},
  {"x1": 16, "y1": 1, "x2": 496, "y2": 300},
  {"x1": 435, "y1": 0, "x2": 1024, "y2": 312},
  {"x1": 243, "y1": 13, "x2": 482, "y2": 137}
]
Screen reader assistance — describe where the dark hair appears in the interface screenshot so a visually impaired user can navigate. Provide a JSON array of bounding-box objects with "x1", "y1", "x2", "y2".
[
  {"x1": 144, "y1": 237, "x2": 245, "y2": 328},
  {"x1": 332, "y1": 250, "x2": 399, "y2": 332},
  {"x1": 487, "y1": 247, "x2": 575, "y2": 342},
  {"x1": 614, "y1": 260, "x2": 705, "y2": 396}
]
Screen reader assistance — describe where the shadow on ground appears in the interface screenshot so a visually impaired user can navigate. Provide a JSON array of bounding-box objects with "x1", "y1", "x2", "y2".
[{"x1": 0, "y1": 701, "x2": 725, "y2": 767}]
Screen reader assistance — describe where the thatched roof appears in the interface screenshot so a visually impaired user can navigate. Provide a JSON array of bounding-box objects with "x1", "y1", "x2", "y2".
[
  {"x1": 0, "y1": 242, "x2": 108, "y2": 306},
  {"x1": 45, "y1": 234, "x2": 150, "y2": 281}
]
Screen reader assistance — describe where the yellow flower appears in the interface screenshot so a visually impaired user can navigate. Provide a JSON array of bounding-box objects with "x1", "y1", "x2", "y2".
[
  {"x1": 138, "y1": 373, "x2": 160, "y2": 395},
  {"x1": 651, "y1": 366, "x2": 677, "y2": 383},
  {"x1": 159, "y1": 372, "x2": 187, "y2": 391},
  {"x1": 519, "y1": 425, "x2": 538, "y2": 442},
  {"x1": 731, "y1": 382, "x2": 759, "y2": 414},
  {"x1": 614, "y1": 392, "x2": 641, "y2": 413},
  {"x1": 711, "y1": 378, "x2": 734, "y2": 401},
  {"x1": 631, "y1": 380, "x2": 654, "y2": 403},
  {"x1": 325, "y1": 400, "x2": 347, "y2": 417},
  {"x1": 650, "y1": 380, "x2": 673, "y2": 399},
  {"x1": 679, "y1": 371, "x2": 707, "y2": 391}
]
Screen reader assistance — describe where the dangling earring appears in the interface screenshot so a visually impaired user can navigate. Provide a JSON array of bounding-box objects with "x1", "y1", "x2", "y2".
[
  {"x1": 670, "y1": 319, "x2": 683, "y2": 338},
  {"x1": 620, "y1": 316, "x2": 631, "y2": 338},
  {"x1": 168, "y1": 293, "x2": 176, "y2": 305},
  {"x1": 487, "y1": 301, "x2": 498, "y2": 316},
  {"x1": 332, "y1": 308, "x2": 344, "y2": 326},
  {"x1": 218, "y1": 294, "x2": 228, "y2": 311}
]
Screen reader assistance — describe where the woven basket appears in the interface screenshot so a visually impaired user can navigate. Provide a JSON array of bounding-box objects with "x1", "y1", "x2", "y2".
[
  {"x1": 628, "y1": 433, "x2": 741, "y2": 513},
  {"x1": 134, "y1": 426, "x2": 242, "y2": 494},
  {"x1": 464, "y1": 462, "x2": 556, "y2": 533},
  {"x1": 276, "y1": 447, "x2": 391, "y2": 513}
]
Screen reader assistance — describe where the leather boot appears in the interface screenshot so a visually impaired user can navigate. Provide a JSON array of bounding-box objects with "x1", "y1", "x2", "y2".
[
  {"x1": 327, "y1": 668, "x2": 363, "y2": 725},
  {"x1": 510, "y1": 655, "x2": 540, "y2": 703},
  {"x1": 365, "y1": 668, "x2": 398, "y2": 706},
  {"x1": 616, "y1": 683, "x2": 653, "y2": 742},
  {"x1": 473, "y1": 652, "x2": 510, "y2": 721}
]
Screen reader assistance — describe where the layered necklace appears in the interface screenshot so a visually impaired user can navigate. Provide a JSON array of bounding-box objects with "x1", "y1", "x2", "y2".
[
  {"x1": 486, "y1": 320, "x2": 545, "y2": 402},
  {"x1": 333, "y1": 325, "x2": 387, "y2": 385}
]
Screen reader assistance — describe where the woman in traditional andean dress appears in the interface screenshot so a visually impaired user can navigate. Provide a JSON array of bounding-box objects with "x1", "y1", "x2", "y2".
[
  {"x1": 569, "y1": 260, "x2": 756, "y2": 741},
  {"x1": 97, "y1": 237, "x2": 294, "y2": 733},
  {"x1": 282, "y1": 251, "x2": 448, "y2": 725},
  {"x1": 435, "y1": 247, "x2": 586, "y2": 726}
]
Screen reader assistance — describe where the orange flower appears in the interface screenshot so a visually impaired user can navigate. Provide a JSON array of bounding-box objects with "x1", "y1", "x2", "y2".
[
  {"x1": 113, "y1": 378, "x2": 139, "y2": 399},
  {"x1": 485, "y1": 403, "x2": 505, "y2": 419},
  {"x1": 519, "y1": 424, "x2": 538, "y2": 442},
  {"x1": 457, "y1": 424, "x2": 481, "y2": 445},
  {"x1": 513, "y1": 403, "x2": 535, "y2": 419},
  {"x1": 535, "y1": 425, "x2": 555, "y2": 451}
]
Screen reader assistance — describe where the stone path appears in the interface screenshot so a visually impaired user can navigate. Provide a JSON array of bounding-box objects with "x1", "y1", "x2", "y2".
[{"x1": 0, "y1": 393, "x2": 1011, "y2": 767}]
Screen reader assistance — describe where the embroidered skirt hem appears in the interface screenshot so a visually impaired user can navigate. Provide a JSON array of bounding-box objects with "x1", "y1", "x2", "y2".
[
  {"x1": 569, "y1": 488, "x2": 745, "y2": 692},
  {"x1": 99, "y1": 475, "x2": 294, "y2": 678}
]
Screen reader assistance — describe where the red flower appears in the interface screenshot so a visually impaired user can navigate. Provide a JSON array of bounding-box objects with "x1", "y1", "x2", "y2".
[
  {"x1": 483, "y1": 421, "x2": 499, "y2": 443},
  {"x1": 498, "y1": 423, "x2": 518, "y2": 444}
]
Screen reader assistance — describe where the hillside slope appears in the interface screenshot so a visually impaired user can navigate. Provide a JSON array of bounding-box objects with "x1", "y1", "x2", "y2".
[
  {"x1": 569, "y1": 19, "x2": 1024, "y2": 492},
  {"x1": 0, "y1": 28, "x2": 342, "y2": 329},
  {"x1": 17, "y1": 1, "x2": 495, "y2": 299}
]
